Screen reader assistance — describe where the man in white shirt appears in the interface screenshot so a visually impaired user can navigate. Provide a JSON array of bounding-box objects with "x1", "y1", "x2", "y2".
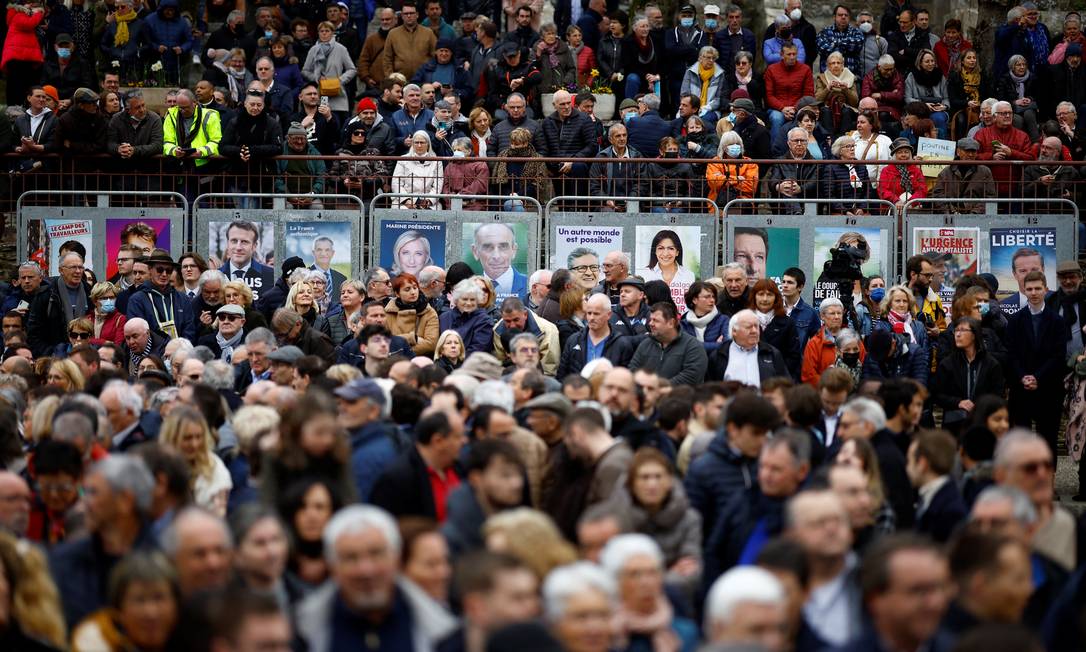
[{"x1": 710, "y1": 309, "x2": 790, "y2": 386}]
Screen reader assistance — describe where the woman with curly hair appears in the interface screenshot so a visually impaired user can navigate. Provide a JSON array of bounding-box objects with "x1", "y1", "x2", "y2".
[
  {"x1": 484, "y1": 508, "x2": 578, "y2": 582},
  {"x1": 160, "y1": 406, "x2": 232, "y2": 517},
  {"x1": 0, "y1": 531, "x2": 67, "y2": 650}
]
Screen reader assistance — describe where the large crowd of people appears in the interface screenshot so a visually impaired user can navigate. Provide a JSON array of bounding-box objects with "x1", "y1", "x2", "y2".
[
  {"x1": 1, "y1": 1, "x2": 1086, "y2": 652},
  {"x1": 2, "y1": 0, "x2": 1085, "y2": 211}
]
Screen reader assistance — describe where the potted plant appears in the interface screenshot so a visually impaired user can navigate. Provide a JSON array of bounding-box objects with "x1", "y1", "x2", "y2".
[{"x1": 588, "y1": 69, "x2": 615, "y2": 120}]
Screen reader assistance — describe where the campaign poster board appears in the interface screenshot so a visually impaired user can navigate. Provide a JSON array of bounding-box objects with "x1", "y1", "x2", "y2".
[
  {"x1": 461, "y1": 222, "x2": 531, "y2": 300},
  {"x1": 104, "y1": 218, "x2": 172, "y2": 279},
  {"x1": 917, "y1": 137, "x2": 956, "y2": 177},
  {"x1": 989, "y1": 226, "x2": 1057, "y2": 302},
  {"x1": 812, "y1": 226, "x2": 885, "y2": 303},
  {"x1": 379, "y1": 220, "x2": 447, "y2": 277},
  {"x1": 634, "y1": 225, "x2": 702, "y2": 314},
  {"x1": 285, "y1": 222, "x2": 352, "y2": 280},
  {"x1": 731, "y1": 226, "x2": 800, "y2": 283},
  {"x1": 551, "y1": 226, "x2": 624, "y2": 270},
  {"x1": 207, "y1": 221, "x2": 276, "y2": 271},
  {"x1": 45, "y1": 219, "x2": 94, "y2": 275},
  {"x1": 913, "y1": 227, "x2": 980, "y2": 311}
]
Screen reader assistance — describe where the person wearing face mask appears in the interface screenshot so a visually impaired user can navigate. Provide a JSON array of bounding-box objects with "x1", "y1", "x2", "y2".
[
  {"x1": 863, "y1": 285, "x2": 931, "y2": 385},
  {"x1": 855, "y1": 10, "x2": 889, "y2": 76},
  {"x1": 442, "y1": 137, "x2": 489, "y2": 210},
  {"x1": 203, "y1": 10, "x2": 258, "y2": 68},
  {"x1": 41, "y1": 33, "x2": 96, "y2": 103},
  {"x1": 664, "y1": 5, "x2": 708, "y2": 114},
  {"x1": 90, "y1": 281, "x2": 127, "y2": 347},
  {"x1": 707, "y1": 130, "x2": 758, "y2": 205},
  {"x1": 763, "y1": 0, "x2": 817, "y2": 66},
  {"x1": 645, "y1": 137, "x2": 695, "y2": 213}
]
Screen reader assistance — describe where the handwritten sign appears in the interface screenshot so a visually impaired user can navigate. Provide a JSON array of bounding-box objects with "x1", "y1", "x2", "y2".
[{"x1": 917, "y1": 137, "x2": 956, "y2": 177}]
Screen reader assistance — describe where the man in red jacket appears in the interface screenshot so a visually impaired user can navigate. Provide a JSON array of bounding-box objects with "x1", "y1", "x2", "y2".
[
  {"x1": 764, "y1": 42, "x2": 814, "y2": 143},
  {"x1": 974, "y1": 100, "x2": 1035, "y2": 197}
]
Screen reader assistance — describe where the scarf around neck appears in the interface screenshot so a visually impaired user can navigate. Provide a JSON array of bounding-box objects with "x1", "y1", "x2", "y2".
[
  {"x1": 822, "y1": 66, "x2": 856, "y2": 88},
  {"x1": 912, "y1": 65, "x2": 943, "y2": 90},
  {"x1": 887, "y1": 309, "x2": 917, "y2": 343},
  {"x1": 1009, "y1": 67, "x2": 1030, "y2": 99},
  {"x1": 685, "y1": 307, "x2": 718, "y2": 341},
  {"x1": 113, "y1": 8, "x2": 138, "y2": 46},
  {"x1": 959, "y1": 66, "x2": 980, "y2": 102},
  {"x1": 610, "y1": 596, "x2": 680, "y2": 652}
]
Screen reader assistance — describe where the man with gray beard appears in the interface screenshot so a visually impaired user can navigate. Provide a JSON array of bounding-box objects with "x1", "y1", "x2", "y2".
[{"x1": 1023, "y1": 136, "x2": 1079, "y2": 212}]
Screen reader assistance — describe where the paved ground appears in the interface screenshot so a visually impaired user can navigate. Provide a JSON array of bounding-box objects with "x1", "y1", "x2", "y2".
[{"x1": 1056, "y1": 456, "x2": 1085, "y2": 516}]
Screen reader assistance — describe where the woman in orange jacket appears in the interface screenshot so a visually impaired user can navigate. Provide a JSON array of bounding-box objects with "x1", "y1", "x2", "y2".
[{"x1": 706, "y1": 132, "x2": 760, "y2": 208}]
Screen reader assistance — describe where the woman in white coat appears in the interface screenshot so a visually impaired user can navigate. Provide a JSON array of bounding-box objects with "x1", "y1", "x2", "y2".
[
  {"x1": 392, "y1": 131, "x2": 443, "y2": 209},
  {"x1": 302, "y1": 21, "x2": 356, "y2": 119}
]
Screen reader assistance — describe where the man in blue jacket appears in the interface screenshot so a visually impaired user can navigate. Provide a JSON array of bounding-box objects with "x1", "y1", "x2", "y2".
[
  {"x1": 781, "y1": 267, "x2": 821, "y2": 351},
  {"x1": 335, "y1": 377, "x2": 407, "y2": 501},
  {"x1": 685, "y1": 392, "x2": 780, "y2": 541},
  {"x1": 626, "y1": 93, "x2": 674, "y2": 156},
  {"x1": 143, "y1": 0, "x2": 194, "y2": 80},
  {"x1": 126, "y1": 249, "x2": 196, "y2": 342}
]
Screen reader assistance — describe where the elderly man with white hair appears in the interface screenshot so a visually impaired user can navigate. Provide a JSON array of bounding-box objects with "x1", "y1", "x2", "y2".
[
  {"x1": 122, "y1": 317, "x2": 168, "y2": 369},
  {"x1": 765, "y1": 126, "x2": 820, "y2": 213},
  {"x1": 542, "y1": 561, "x2": 617, "y2": 652},
  {"x1": 994, "y1": 429, "x2": 1077, "y2": 571},
  {"x1": 708, "y1": 309, "x2": 790, "y2": 385},
  {"x1": 295, "y1": 505, "x2": 457, "y2": 651},
  {"x1": 594, "y1": 252, "x2": 629, "y2": 306},
  {"x1": 704, "y1": 566, "x2": 789, "y2": 651},
  {"x1": 597, "y1": 534, "x2": 699, "y2": 649},
  {"x1": 101, "y1": 379, "x2": 147, "y2": 451},
  {"x1": 973, "y1": 98, "x2": 1035, "y2": 196}
]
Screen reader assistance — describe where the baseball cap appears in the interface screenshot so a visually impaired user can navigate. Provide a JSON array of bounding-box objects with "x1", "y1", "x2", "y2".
[{"x1": 333, "y1": 377, "x2": 388, "y2": 405}]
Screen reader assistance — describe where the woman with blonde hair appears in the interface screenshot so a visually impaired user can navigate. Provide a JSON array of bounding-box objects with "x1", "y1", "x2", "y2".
[
  {"x1": 89, "y1": 281, "x2": 126, "y2": 347},
  {"x1": 472, "y1": 275, "x2": 502, "y2": 322},
  {"x1": 27, "y1": 395, "x2": 60, "y2": 444},
  {"x1": 46, "y1": 358, "x2": 84, "y2": 392},
  {"x1": 285, "y1": 279, "x2": 330, "y2": 336},
  {"x1": 160, "y1": 406, "x2": 232, "y2": 517},
  {"x1": 0, "y1": 531, "x2": 67, "y2": 649},
  {"x1": 434, "y1": 330, "x2": 466, "y2": 373},
  {"x1": 484, "y1": 508, "x2": 578, "y2": 581},
  {"x1": 707, "y1": 131, "x2": 759, "y2": 206}
]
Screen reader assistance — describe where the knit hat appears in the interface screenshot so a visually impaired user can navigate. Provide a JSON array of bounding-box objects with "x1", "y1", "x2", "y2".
[
  {"x1": 356, "y1": 97, "x2": 377, "y2": 113},
  {"x1": 436, "y1": 37, "x2": 455, "y2": 51},
  {"x1": 458, "y1": 352, "x2": 503, "y2": 381},
  {"x1": 866, "y1": 329, "x2": 894, "y2": 361},
  {"x1": 281, "y1": 256, "x2": 306, "y2": 279},
  {"x1": 1068, "y1": 42, "x2": 1083, "y2": 57},
  {"x1": 287, "y1": 122, "x2": 308, "y2": 137},
  {"x1": 42, "y1": 85, "x2": 60, "y2": 103},
  {"x1": 730, "y1": 88, "x2": 750, "y2": 100}
]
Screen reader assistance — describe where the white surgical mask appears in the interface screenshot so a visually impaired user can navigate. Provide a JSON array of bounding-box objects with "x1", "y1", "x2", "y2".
[
  {"x1": 680, "y1": 17, "x2": 694, "y2": 27},
  {"x1": 859, "y1": 21, "x2": 873, "y2": 33},
  {"x1": 704, "y1": 18, "x2": 717, "y2": 29},
  {"x1": 452, "y1": 150, "x2": 466, "y2": 157},
  {"x1": 726, "y1": 144, "x2": 743, "y2": 157},
  {"x1": 789, "y1": 8, "x2": 802, "y2": 21}
]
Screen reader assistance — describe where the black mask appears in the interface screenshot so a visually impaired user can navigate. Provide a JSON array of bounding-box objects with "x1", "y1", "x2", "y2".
[
  {"x1": 841, "y1": 352, "x2": 860, "y2": 366},
  {"x1": 779, "y1": 28, "x2": 792, "y2": 39},
  {"x1": 663, "y1": 151, "x2": 679, "y2": 158}
]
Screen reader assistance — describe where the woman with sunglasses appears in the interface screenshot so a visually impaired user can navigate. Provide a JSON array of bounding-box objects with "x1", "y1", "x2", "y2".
[{"x1": 57, "y1": 317, "x2": 94, "y2": 358}]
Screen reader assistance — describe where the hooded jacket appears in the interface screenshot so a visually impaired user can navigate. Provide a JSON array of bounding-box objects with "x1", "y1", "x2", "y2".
[
  {"x1": 143, "y1": 0, "x2": 193, "y2": 58},
  {"x1": 341, "y1": 111, "x2": 396, "y2": 155}
]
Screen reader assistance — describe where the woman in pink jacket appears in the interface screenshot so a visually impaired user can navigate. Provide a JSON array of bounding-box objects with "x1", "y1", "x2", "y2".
[
  {"x1": 442, "y1": 137, "x2": 490, "y2": 210},
  {"x1": 2, "y1": 1, "x2": 46, "y2": 107}
]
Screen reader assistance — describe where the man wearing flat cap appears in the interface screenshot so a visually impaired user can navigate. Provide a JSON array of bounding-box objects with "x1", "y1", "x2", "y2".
[
  {"x1": 932, "y1": 137, "x2": 995, "y2": 214},
  {"x1": 127, "y1": 249, "x2": 197, "y2": 341},
  {"x1": 55, "y1": 86, "x2": 108, "y2": 170},
  {"x1": 197, "y1": 303, "x2": 247, "y2": 361}
]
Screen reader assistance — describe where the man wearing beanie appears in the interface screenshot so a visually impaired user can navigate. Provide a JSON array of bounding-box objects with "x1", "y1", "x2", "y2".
[{"x1": 341, "y1": 96, "x2": 396, "y2": 154}]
